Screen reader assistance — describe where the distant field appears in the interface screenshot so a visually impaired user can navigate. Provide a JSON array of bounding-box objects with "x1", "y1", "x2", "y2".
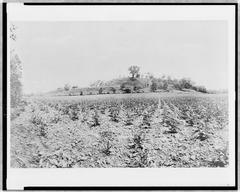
[
  {"x1": 29, "y1": 92, "x2": 227, "y2": 102},
  {"x1": 11, "y1": 92, "x2": 228, "y2": 168}
]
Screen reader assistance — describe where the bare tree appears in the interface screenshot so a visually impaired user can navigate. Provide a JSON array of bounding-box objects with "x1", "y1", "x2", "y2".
[{"x1": 10, "y1": 24, "x2": 17, "y2": 41}]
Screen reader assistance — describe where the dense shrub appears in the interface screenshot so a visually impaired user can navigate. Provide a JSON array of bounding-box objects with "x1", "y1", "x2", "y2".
[{"x1": 10, "y1": 50, "x2": 22, "y2": 108}]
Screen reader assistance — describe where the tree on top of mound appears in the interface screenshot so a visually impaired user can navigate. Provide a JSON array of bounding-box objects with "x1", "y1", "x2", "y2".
[{"x1": 128, "y1": 66, "x2": 140, "y2": 80}]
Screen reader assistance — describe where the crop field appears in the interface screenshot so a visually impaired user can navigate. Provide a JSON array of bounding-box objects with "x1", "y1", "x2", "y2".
[{"x1": 10, "y1": 93, "x2": 229, "y2": 168}]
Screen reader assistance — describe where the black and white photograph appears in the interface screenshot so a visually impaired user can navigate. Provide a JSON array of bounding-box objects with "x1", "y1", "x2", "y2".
[{"x1": 4, "y1": 2, "x2": 237, "y2": 190}]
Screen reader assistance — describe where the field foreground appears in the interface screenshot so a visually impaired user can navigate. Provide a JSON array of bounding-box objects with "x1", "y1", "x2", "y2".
[{"x1": 11, "y1": 93, "x2": 229, "y2": 168}]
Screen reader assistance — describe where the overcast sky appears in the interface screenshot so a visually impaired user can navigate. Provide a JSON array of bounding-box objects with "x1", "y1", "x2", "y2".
[{"x1": 11, "y1": 21, "x2": 228, "y2": 94}]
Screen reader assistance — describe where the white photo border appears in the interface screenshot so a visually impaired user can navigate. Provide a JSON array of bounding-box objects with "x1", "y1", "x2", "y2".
[{"x1": 3, "y1": 2, "x2": 238, "y2": 190}]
